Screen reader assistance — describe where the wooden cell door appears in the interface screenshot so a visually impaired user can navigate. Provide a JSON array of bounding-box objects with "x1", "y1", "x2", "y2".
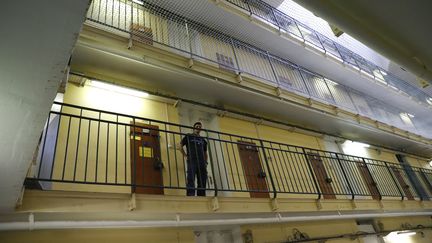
[
  {"x1": 130, "y1": 123, "x2": 164, "y2": 195},
  {"x1": 307, "y1": 153, "x2": 336, "y2": 199},
  {"x1": 237, "y1": 141, "x2": 269, "y2": 198},
  {"x1": 391, "y1": 166, "x2": 414, "y2": 200},
  {"x1": 356, "y1": 162, "x2": 380, "y2": 200}
]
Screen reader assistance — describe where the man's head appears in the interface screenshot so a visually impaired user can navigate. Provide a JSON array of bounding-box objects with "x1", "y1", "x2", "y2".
[{"x1": 193, "y1": 121, "x2": 202, "y2": 135}]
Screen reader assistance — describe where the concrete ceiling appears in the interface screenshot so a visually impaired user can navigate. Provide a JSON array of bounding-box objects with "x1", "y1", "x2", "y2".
[
  {"x1": 294, "y1": 0, "x2": 432, "y2": 86},
  {"x1": 0, "y1": 0, "x2": 89, "y2": 212},
  {"x1": 70, "y1": 40, "x2": 432, "y2": 158}
]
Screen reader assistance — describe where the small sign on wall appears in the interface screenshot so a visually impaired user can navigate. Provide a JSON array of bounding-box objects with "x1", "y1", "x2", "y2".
[{"x1": 139, "y1": 146, "x2": 153, "y2": 158}]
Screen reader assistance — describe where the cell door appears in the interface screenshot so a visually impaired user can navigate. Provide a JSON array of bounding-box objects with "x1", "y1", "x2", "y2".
[
  {"x1": 237, "y1": 141, "x2": 269, "y2": 198},
  {"x1": 130, "y1": 123, "x2": 164, "y2": 195},
  {"x1": 357, "y1": 162, "x2": 380, "y2": 200},
  {"x1": 307, "y1": 153, "x2": 336, "y2": 199},
  {"x1": 391, "y1": 166, "x2": 414, "y2": 200}
]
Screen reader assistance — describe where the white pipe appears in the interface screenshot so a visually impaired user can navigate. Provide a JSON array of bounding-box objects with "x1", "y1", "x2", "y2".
[{"x1": 1, "y1": 211, "x2": 431, "y2": 231}]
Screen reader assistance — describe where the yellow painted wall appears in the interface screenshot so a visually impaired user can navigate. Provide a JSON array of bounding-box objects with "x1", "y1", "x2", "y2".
[
  {"x1": 218, "y1": 117, "x2": 340, "y2": 199},
  {"x1": 49, "y1": 83, "x2": 186, "y2": 195},
  {"x1": 0, "y1": 228, "x2": 195, "y2": 243}
]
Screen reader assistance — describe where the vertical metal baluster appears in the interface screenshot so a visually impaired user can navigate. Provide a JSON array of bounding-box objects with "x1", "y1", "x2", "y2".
[
  {"x1": 73, "y1": 109, "x2": 83, "y2": 181},
  {"x1": 384, "y1": 161, "x2": 404, "y2": 200},
  {"x1": 95, "y1": 112, "x2": 101, "y2": 182},
  {"x1": 383, "y1": 162, "x2": 405, "y2": 200},
  {"x1": 231, "y1": 136, "x2": 243, "y2": 190},
  {"x1": 115, "y1": 115, "x2": 118, "y2": 184},
  {"x1": 266, "y1": 52, "x2": 279, "y2": 86},
  {"x1": 274, "y1": 144, "x2": 289, "y2": 192},
  {"x1": 61, "y1": 116, "x2": 72, "y2": 180},
  {"x1": 259, "y1": 140, "x2": 277, "y2": 198},
  {"x1": 224, "y1": 136, "x2": 236, "y2": 190},
  {"x1": 290, "y1": 150, "x2": 304, "y2": 193},
  {"x1": 322, "y1": 77, "x2": 337, "y2": 104},
  {"x1": 298, "y1": 68, "x2": 312, "y2": 97},
  {"x1": 302, "y1": 148, "x2": 321, "y2": 199},
  {"x1": 185, "y1": 19, "x2": 193, "y2": 58},
  {"x1": 164, "y1": 124, "x2": 172, "y2": 187},
  {"x1": 84, "y1": 119, "x2": 91, "y2": 182},
  {"x1": 362, "y1": 158, "x2": 382, "y2": 200},
  {"x1": 131, "y1": 118, "x2": 136, "y2": 189},
  {"x1": 111, "y1": 0, "x2": 114, "y2": 26},
  {"x1": 97, "y1": 0, "x2": 101, "y2": 21},
  {"x1": 284, "y1": 149, "x2": 298, "y2": 193},
  {"x1": 270, "y1": 8, "x2": 280, "y2": 30},
  {"x1": 104, "y1": 0, "x2": 107, "y2": 23},
  {"x1": 172, "y1": 129, "x2": 180, "y2": 187},
  {"x1": 105, "y1": 121, "x2": 110, "y2": 183},
  {"x1": 217, "y1": 134, "x2": 229, "y2": 191},
  {"x1": 37, "y1": 115, "x2": 51, "y2": 179},
  {"x1": 335, "y1": 154, "x2": 354, "y2": 199},
  {"x1": 211, "y1": 136, "x2": 223, "y2": 191},
  {"x1": 230, "y1": 38, "x2": 241, "y2": 74},
  {"x1": 124, "y1": 124, "x2": 127, "y2": 184},
  {"x1": 269, "y1": 143, "x2": 285, "y2": 192},
  {"x1": 205, "y1": 131, "x2": 218, "y2": 196}
]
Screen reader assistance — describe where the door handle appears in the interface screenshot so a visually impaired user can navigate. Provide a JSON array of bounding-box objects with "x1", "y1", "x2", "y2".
[
  {"x1": 258, "y1": 171, "x2": 266, "y2": 178},
  {"x1": 153, "y1": 160, "x2": 164, "y2": 171}
]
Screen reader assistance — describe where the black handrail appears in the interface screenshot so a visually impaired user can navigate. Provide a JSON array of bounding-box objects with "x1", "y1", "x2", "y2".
[{"x1": 27, "y1": 102, "x2": 432, "y2": 201}]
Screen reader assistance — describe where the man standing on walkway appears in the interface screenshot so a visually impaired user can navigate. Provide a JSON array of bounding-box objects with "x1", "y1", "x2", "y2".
[{"x1": 181, "y1": 121, "x2": 208, "y2": 196}]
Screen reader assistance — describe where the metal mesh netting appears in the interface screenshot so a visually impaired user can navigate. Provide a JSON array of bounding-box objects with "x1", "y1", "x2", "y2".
[{"x1": 85, "y1": 0, "x2": 432, "y2": 138}]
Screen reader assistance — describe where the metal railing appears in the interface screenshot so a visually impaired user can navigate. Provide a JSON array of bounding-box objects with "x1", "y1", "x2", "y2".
[
  {"x1": 83, "y1": 0, "x2": 432, "y2": 139},
  {"x1": 226, "y1": 0, "x2": 432, "y2": 106},
  {"x1": 27, "y1": 102, "x2": 432, "y2": 200}
]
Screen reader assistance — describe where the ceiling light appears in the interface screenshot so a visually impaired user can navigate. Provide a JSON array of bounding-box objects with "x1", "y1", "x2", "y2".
[
  {"x1": 88, "y1": 80, "x2": 149, "y2": 98},
  {"x1": 343, "y1": 140, "x2": 370, "y2": 148},
  {"x1": 397, "y1": 231, "x2": 416, "y2": 236},
  {"x1": 132, "y1": 0, "x2": 144, "y2": 5}
]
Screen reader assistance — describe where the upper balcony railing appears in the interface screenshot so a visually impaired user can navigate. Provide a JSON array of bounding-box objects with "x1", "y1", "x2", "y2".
[
  {"x1": 226, "y1": 0, "x2": 432, "y2": 107},
  {"x1": 26, "y1": 102, "x2": 432, "y2": 201},
  {"x1": 83, "y1": 0, "x2": 431, "y2": 138}
]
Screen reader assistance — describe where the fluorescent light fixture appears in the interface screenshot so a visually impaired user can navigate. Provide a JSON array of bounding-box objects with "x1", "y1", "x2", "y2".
[
  {"x1": 132, "y1": 0, "x2": 144, "y2": 4},
  {"x1": 426, "y1": 97, "x2": 432, "y2": 105},
  {"x1": 407, "y1": 113, "x2": 415, "y2": 118},
  {"x1": 397, "y1": 231, "x2": 416, "y2": 236},
  {"x1": 344, "y1": 140, "x2": 370, "y2": 148},
  {"x1": 352, "y1": 141, "x2": 370, "y2": 148},
  {"x1": 88, "y1": 80, "x2": 149, "y2": 98},
  {"x1": 380, "y1": 70, "x2": 387, "y2": 76}
]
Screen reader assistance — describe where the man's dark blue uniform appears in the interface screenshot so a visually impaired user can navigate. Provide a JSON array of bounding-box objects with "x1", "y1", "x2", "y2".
[{"x1": 181, "y1": 123, "x2": 208, "y2": 196}]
